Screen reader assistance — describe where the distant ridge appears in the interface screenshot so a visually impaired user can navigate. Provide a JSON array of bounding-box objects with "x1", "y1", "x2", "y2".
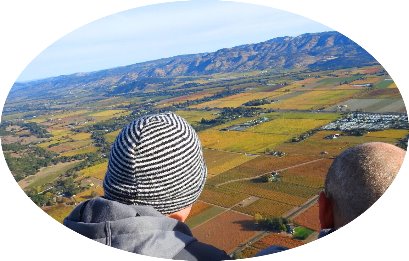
[{"x1": 10, "y1": 31, "x2": 377, "y2": 100}]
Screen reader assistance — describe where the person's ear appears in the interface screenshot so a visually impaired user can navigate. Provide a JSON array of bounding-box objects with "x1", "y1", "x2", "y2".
[
  {"x1": 319, "y1": 191, "x2": 334, "y2": 229},
  {"x1": 167, "y1": 205, "x2": 192, "y2": 222}
]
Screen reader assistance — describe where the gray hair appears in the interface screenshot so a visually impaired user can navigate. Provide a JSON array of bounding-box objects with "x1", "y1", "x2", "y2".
[{"x1": 325, "y1": 142, "x2": 405, "y2": 226}]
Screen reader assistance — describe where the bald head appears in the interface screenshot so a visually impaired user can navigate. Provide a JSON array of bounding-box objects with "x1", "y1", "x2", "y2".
[{"x1": 324, "y1": 142, "x2": 405, "y2": 228}]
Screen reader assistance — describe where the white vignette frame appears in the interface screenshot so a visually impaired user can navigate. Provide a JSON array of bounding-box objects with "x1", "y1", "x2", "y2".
[{"x1": 0, "y1": 1, "x2": 408, "y2": 261}]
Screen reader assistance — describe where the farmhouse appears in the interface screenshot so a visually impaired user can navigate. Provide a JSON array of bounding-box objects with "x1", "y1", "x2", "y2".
[
  {"x1": 352, "y1": 83, "x2": 373, "y2": 87},
  {"x1": 324, "y1": 133, "x2": 340, "y2": 139}
]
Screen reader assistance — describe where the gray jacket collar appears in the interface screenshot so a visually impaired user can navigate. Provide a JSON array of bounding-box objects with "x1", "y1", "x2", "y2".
[{"x1": 64, "y1": 197, "x2": 196, "y2": 259}]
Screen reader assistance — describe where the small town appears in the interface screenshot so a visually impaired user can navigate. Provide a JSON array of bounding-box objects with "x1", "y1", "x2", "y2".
[{"x1": 321, "y1": 112, "x2": 409, "y2": 131}]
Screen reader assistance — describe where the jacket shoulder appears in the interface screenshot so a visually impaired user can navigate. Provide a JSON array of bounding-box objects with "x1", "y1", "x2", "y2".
[{"x1": 173, "y1": 241, "x2": 231, "y2": 261}]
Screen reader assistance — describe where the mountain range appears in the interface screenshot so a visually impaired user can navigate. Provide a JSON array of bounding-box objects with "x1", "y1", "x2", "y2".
[{"x1": 9, "y1": 31, "x2": 377, "y2": 101}]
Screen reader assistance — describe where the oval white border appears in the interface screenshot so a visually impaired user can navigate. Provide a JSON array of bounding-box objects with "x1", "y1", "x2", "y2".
[{"x1": 0, "y1": 1, "x2": 408, "y2": 261}]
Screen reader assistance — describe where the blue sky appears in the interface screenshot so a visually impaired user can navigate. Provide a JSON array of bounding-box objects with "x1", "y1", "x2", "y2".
[{"x1": 17, "y1": 0, "x2": 331, "y2": 82}]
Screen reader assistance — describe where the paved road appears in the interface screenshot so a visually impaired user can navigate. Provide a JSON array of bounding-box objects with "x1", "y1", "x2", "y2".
[{"x1": 284, "y1": 194, "x2": 319, "y2": 220}]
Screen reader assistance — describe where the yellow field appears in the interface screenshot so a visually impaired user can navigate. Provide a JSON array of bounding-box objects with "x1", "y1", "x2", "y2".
[
  {"x1": 350, "y1": 76, "x2": 382, "y2": 85},
  {"x1": 44, "y1": 204, "x2": 75, "y2": 223},
  {"x1": 275, "y1": 130, "x2": 408, "y2": 158},
  {"x1": 156, "y1": 90, "x2": 221, "y2": 108},
  {"x1": 350, "y1": 65, "x2": 383, "y2": 75},
  {"x1": 365, "y1": 129, "x2": 409, "y2": 139},
  {"x1": 38, "y1": 130, "x2": 91, "y2": 149},
  {"x1": 74, "y1": 186, "x2": 104, "y2": 203},
  {"x1": 48, "y1": 128, "x2": 71, "y2": 138},
  {"x1": 51, "y1": 110, "x2": 89, "y2": 118},
  {"x1": 70, "y1": 132, "x2": 91, "y2": 141},
  {"x1": 37, "y1": 129, "x2": 73, "y2": 148},
  {"x1": 203, "y1": 149, "x2": 258, "y2": 177},
  {"x1": 26, "y1": 117, "x2": 49, "y2": 123},
  {"x1": 260, "y1": 90, "x2": 361, "y2": 110},
  {"x1": 48, "y1": 140, "x2": 92, "y2": 153},
  {"x1": 18, "y1": 160, "x2": 81, "y2": 189},
  {"x1": 174, "y1": 110, "x2": 219, "y2": 125},
  {"x1": 37, "y1": 140, "x2": 55, "y2": 149},
  {"x1": 388, "y1": 82, "x2": 397, "y2": 89},
  {"x1": 87, "y1": 110, "x2": 131, "y2": 124},
  {"x1": 88, "y1": 109, "x2": 130, "y2": 117},
  {"x1": 190, "y1": 92, "x2": 282, "y2": 109},
  {"x1": 205, "y1": 117, "x2": 260, "y2": 131},
  {"x1": 246, "y1": 118, "x2": 333, "y2": 136},
  {"x1": 197, "y1": 116, "x2": 298, "y2": 153},
  {"x1": 199, "y1": 130, "x2": 289, "y2": 153},
  {"x1": 27, "y1": 110, "x2": 89, "y2": 123},
  {"x1": 296, "y1": 77, "x2": 320, "y2": 86},
  {"x1": 105, "y1": 130, "x2": 121, "y2": 143},
  {"x1": 264, "y1": 112, "x2": 341, "y2": 120},
  {"x1": 79, "y1": 161, "x2": 108, "y2": 180},
  {"x1": 60, "y1": 145, "x2": 98, "y2": 157}
]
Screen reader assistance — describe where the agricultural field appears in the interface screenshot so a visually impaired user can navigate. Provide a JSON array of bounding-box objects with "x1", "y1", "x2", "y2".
[
  {"x1": 387, "y1": 82, "x2": 397, "y2": 89},
  {"x1": 280, "y1": 158, "x2": 334, "y2": 189},
  {"x1": 187, "y1": 200, "x2": 212, "y2": 218},
  {"x1": 203, "y1": 149, "x2": 258, "y2": 177},
  {"x1": 88, "y1": 109, "x2": 130, "y2": 118},
  {"x1": 326, "y1": 98, "x2": 406, "y2": 113},
  {"x1": 275, "y1": 129, "x2": 409, "y2": 158},
  {"x1": 1, "y1": 64, "x2": 407, "y2": 258},
  {"x1": 358, "y1": 88, "x2": 402, "y2": 99},
  {"x1": 292, "y1": 226, "x2": 314, "y2": 240},
  {"x1": 233, "y1": 197, "x2": 295, "y2": 217},
  {"x1": 43, "y1": 204, "x2": 75, "y2": 223},
  {"x1": 174, "y1": 110, "x2": 219, "y2": 125},
  {"x1": 223, "y1": 179, "x2": 320, "y2": 207},
  {"x1": 185, "y1": 205, "x2": 225, "y2": 229},
  {"x1": 104, "y1": 130, "x2": 121, "y2": 144},
  {"x1": 199, "y1": 186, "x2": 251, "y2": 208},
  {"x1": 157, "y1": 89, "x2": 222, "y2": 108},
  {"x1": 350, "y1": 76, "x2": 384, "y2": 85},
  {"x1": 199, "y1": 129, "x2": 289, "y2": 154},
  {"x1": 78, "y1": 161, "x2": 108, "y2": 180},
  {"x1": 47, "y1": 140, "x2": 92, "y2": 153},
  {"x1": 18, "y1": 161, "x2": 81, "y2": 190},
  {"x1": 292, "y1": 203, "x2": 321, "y2": 231},
  {"x1": 365, "y1": 129, "x2": 409, "y2": 139},
  {"x1": 207, "y1": 154, "x2": 320, "y2": 186},
  {"x1": 70, "y1": 132, "x2": 92, "y2": 141},
  {"x1": 239, "y1": 233, "x2": 304, "y2": 258},
  {"x1": 26, "y1": 110, "x2": 90, "y2": 124},
  {"x1": 245, "y1": 117, "x2": 334, "y2": 136},
  {"x1": 74, "y1": 185, "x2": 104, "y2": 203},
  {"x1": 60, "y1": 145, "x2": 98, "y2": 157},
  {"x1": 260, "y1": 89, "x2": 362, "y2": 110},
  {"x1": 191, "y1": 210, "x2": 259, "y2": 254},
  {"x1": 255, "y1": 233, "x2": 304, "y2": 249},
  {"x1": 0, "y1": 132, "x2": 46, "y2": 145},
  {"x1": 375, "y1": 79, "x2": 394, "y2": 89},
  {"x1": 305, "y1": 75, "x2": 364, "y2": 89},
  {"x1": 190, "y1": 91, "x2": 283, "y2": 109}
]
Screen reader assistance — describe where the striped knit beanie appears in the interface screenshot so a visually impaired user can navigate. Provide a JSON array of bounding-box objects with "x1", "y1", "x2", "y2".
[{"x1": 103, "y1": 112, "x2": 207, "y2": 214}]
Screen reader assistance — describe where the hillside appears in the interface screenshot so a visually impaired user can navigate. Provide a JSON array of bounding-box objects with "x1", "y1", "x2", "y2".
[{"x1": 8, "y1": 31, "x2": 376, "y2": 101}]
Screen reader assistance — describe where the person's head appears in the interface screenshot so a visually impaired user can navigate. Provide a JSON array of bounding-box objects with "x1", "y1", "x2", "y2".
[
  {"x1": 319, "y1": 142, "x2": 405, "y2": 229},
  {"x1": 103, "y1": 112, "x2": 207, "y2": 222}
]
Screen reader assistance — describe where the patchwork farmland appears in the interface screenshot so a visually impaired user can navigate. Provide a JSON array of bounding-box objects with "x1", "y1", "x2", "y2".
[{"x1": 1, "y1": 64, "x2": 408, "y2": 258}]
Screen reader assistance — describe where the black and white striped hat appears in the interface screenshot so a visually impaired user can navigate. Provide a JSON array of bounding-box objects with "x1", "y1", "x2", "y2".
[{"x1": 103, "y1": 112, "x2": 207, "y2": 214}]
